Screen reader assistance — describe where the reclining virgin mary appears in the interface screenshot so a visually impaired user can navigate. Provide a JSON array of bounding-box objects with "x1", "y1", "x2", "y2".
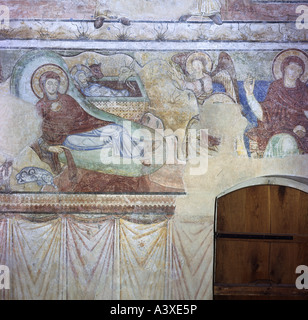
[{"x1": 30, "y1": 65, "x2": 150, "y2": 183}]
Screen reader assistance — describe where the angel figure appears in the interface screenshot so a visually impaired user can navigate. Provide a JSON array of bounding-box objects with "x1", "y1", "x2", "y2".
[
  {"x1": 170, "y1": 51, "x2": 239, "y2": 105},
  {"x1": 169, "y1": 51, "x2": 239, "y2": 155}
]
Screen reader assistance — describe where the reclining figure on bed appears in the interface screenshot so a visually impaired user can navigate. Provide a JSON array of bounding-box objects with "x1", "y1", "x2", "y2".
[{"x1": 30, "y1": 64, "x2": 158, "y2": 184}]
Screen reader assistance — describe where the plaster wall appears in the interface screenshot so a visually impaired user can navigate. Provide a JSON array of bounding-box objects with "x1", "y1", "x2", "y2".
[{"x1": 0, "y1": 0, "x2": 307, "y2": 300}]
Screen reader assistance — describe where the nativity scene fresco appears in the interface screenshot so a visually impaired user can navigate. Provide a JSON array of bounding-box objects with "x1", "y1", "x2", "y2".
[
  {"x1": 0, "y1": 48, "x2": 307, "y2": 194},
  {"x1": 0, "y1": 0, "x2": 307, "y2": 303},
  {"x1": 1, "y1": 50, "x2": 171, "y2": 193}
]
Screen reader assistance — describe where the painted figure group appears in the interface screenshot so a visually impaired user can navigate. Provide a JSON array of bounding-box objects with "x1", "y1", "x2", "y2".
[{"x1": 170, "y1": 49, "x2": 308, "y2": 158}]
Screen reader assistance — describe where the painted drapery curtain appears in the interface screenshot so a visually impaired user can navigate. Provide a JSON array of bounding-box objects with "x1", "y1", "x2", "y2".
[{"x1": 0, "y1": 214, "x2": 213, "y2": 300}]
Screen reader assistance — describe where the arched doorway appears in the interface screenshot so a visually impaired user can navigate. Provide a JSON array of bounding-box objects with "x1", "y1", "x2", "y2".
[{"x1": 213, "y1": 177, "x2": 308, "y2": 300}]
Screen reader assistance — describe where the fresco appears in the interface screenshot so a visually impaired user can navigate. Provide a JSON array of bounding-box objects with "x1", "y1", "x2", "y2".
[
  {"x1": 0, "y1": 214, "x2": 213, "y2": 300},
  {"x1": 0, "y1": 47, "x2": 307, "y2": 195},
  {"x1": 94, "y1": 0, "x2": 222, "y2": 24},
  {"x1": 1, "y1": 50, "x2": 178, "y2": 193},
  {"x1": 244, "y1": 49, "x2": 308, "y2": 158},
  {"x1": 0, "y1": 0, "x2": 307, "y2": 301}
]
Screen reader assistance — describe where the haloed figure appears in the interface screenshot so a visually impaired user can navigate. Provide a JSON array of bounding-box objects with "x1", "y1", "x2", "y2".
[
  {"x1": 31, "y1": 67, "x2": 145, "y2": 182},
  {"x1": 170, "y1": 52, "x2": 213, "y2": 105},
  {"x1": 244, "y1": 53, "x2": 308, "y2": 157},
  {"x1": 184, "y1": 58, "x2": 213, "y2": 102},
  {"x1": 73, "y1": 69, "x2": 130, "y2": 97}
]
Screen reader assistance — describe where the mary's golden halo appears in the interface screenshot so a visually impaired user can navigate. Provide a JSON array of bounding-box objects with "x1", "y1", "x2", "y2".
[
  {"x1": 31, "y1": 64, "x2": 69, "y2": 98},
  {"x1": 272, "y1": 49, "x2": 308, "y2": 83}
]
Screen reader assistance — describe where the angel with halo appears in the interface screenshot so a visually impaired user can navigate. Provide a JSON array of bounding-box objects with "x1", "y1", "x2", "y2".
[
  {"x1": 169, "y1": 51, "x2": 239, "y2": 105},
  {"x1": 169, "y1": 51, "x2": 240, "y2": 154}
]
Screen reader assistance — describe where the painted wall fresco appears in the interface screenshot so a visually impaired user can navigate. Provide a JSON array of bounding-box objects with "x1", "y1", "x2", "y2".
[
  {"x1": 1, "y1": 47, "x2": 307, "y2": 194},
  {"x1": 0, "y1": 214, "x2": 213, "y2": 300},
  {"x1": 0, "y1": 0, "x2": 308, "y2": 301},
  {"x1": 5, "y1": 0, "x2": 305, "y2": 22}
]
